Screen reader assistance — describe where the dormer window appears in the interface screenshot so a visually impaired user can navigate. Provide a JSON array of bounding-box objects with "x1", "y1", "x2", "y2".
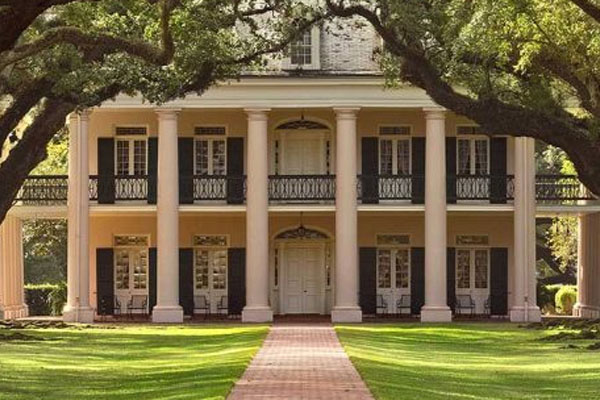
[{"x1": 283, "y1": 26, "x2": 320, "y2": 70}]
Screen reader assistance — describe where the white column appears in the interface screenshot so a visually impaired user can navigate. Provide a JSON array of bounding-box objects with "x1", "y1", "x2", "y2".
[
  {"x1": 63, "y1": 111, "x2": 94, "y2": 323},
  {"x1": 152, "y1": 109, "x2": 184, "y2": 323},
  {"x1": 331, "y1": 107, "x2": 362, "y2": 323},
  {"x1": 0, "y1": 216, "x2": 28, "y2": 320},
  {"x1": 510, "y1": 137, "x2": 541, "y2": 322},
  {"x1": 574, "y1": 213, "x2": 600, "y2": 318},
  {"x1": 421, "y1": 108, "x2": 452, "y2": 322},
  {"x1": 242, "y1": 108, "x2": 273, "y2": 322}
]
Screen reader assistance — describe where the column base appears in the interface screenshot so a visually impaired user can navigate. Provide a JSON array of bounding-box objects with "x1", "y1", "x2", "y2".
[
  {"x1": 242, "y1": 306, "x2": 273, "y2": 323},
  {"x1": 0, "y1": 304, "x2": 29, "y2": 320},
  {"x1": 574, "y1": 304, "x2": 600, "y2": 319},
  {"x1": 331, "y1": 306, "x2": 362, "y2": 323},
  {"x1": 152, "y1": 305, "x2": 184, "y2": 323},
  {"x1": 62, "y1": 306, "x2": 95, "y2": 323},
  {"x1": 420, "y1": 306, "x2": 452, "y2": 323},
  {"x1": 509, "y1": 306, "x2": 542, "y2": 322}
]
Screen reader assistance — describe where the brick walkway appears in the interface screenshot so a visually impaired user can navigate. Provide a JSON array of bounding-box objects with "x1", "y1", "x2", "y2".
[{"x1": 228, "y1": 322, "x2": 373, "y2": 399}]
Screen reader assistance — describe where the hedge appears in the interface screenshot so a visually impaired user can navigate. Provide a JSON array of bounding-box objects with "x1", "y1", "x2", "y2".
[
  {"x1": 555, "y1": 285, "x2": 577, "y2": 315},
  {"x1": 24, "y1": 282, "x2": 67, "y2": 316}
]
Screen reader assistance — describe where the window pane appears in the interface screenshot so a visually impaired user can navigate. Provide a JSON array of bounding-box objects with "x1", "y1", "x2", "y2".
[
  {"x1": 377, "y1": 250, "x2": 391, "y2": 288},
  {"x1": 132, "y1": 250, "x2": 147, "y2": 290},
  {"x1": 194, "y1": 250, "x2": 209, "y2": 289},
  {"x1": 456, "y1": 250, "x2": 471, "y2": 289},
  {"x1": 212, "y1": 140, "x2": 226, "y2": 176},
  {"x1": 457, "y1": 139, "x2": 471, "y2": 175},
  {"x1": 195, "y1": 140, "x2": 209, "y2": 175},
  {"x1": 212, "y1": 250, "x2": 227, "y2": 290},
  {"x1": 397, "y1": 140, "x2": 410, "y2": 175},
  {"x1": 475, "y1": 250, "x2": 489, "y2": 289},
  {"x1": 116, "y1": 140, "x2": 130, "y2": 175},
  {"x1": 290, "y1": 31, "x2": 312, "y2": 65},
  {"x1": 395, "y1": 250, "x2": 410, "y2": 289},
  {"x1": 474, "y1": 140, "x2": 488, "y2": 174},
  {"x1": 133, "y1": 140, "x2": 147, "y2": 175},
  {"x1": 115, "y1": 250, "x2": 130, "y2": 290},
  {"x1": 379, "y1": 140, "x2": 393, "y2": 175}
]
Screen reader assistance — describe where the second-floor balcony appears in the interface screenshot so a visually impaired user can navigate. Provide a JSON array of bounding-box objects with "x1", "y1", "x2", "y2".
[{"x1": 14, "y1": 174, "x2": 597, "y2": 206}]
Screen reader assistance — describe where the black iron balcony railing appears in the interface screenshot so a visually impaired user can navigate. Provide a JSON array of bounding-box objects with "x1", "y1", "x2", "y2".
[
  {"x1": 15, "y1": 175, "x2": 68, "y2": 204},
  {"x1": 536, "y1": 174, "x2": 595, "y2": 202},
  {"x1": 14, "y1": 173, "x2": 597, "y2": 205},
  {"x1": 269, "y1": 175, "x2": 335, "y2": 202},
  {"x1": 450, "y1": 174, "x2": 515, "y2": 202}
]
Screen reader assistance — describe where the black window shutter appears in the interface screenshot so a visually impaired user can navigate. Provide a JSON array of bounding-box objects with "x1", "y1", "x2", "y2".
[
  {"x1": 149, "y1": 247, "x2": 157, "y2": 313},
  {"x1": 148, "y1": 137, "x2": 158, "y2": 204},
  {"x1": 361, "y1": 138, "x2": 379, "y2": 204},
  {"x1": 447, "y1": 247, "x2": 456, "y2": 313},
  {"x1": 96, "y1": 248, "x2": 114, "y2": 315},
  {"x1": 359, "y1": 247, "x2": 377, "y2": 314},
  {"x1": 178, "y1": 138, "x2": 194, "y2": 204},
  {"x1": 411, "y1": 247, "x2": 425, "y2": 314},
  {"x1": 411, "y1": 138, "x2": 425, "y2": 204},
  {"x1": 228, "y1": 248, "x2": 246, "y2": 315},
  {"x1": 227, "y1": 138, "x2": 244, "y2": 204},
  {"x1": 179, "y1": 248, "x2": 194, "y2": 315},
  {"x1": 490, "y1": 138, "x2": 508, "y2": 204},
  {"x1": 490, "y1": 247, "x2": 508, "y2": 315},
  {"x1": 446, "y1": 137, "x2": 457, "y2": 204},
  {"x1": 97, "y1": 138, "x2": 115, "y2": 204}
]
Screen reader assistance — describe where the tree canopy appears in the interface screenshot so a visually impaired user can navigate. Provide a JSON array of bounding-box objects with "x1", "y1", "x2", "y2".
[
  {"x1": 326, "y1": 0, "x2": 600, "y2": 197},
  {"x1": 0, "y1": 0, "x2": 322, "y2": 224}
]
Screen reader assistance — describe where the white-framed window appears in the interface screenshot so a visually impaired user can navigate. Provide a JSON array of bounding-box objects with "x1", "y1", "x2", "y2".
[
  {"x1": 193, "y1": 235, "x2": 228, "y2": 295},
  {"x1": 194, "y1": 126, "x2": 226, "y2": 176},
  {"x1": 457, "y1": 126, "x2": 489, "y2": 176},
  {"x1": 283, "y1": 26, "x2": 321, "y2": 70},
  {"x1": 113, "y1": 234, "x2": 149, "y2": 308},
  {"x1": 455, "y1": 235, "x2": 490, "y2": 290},
  {"x1": 376, "y1": 234, "x2": 411, "y2": 314},
  {"x1": 379, "y1": 125, "x2": 411, "y2": 175},
  {"x1": 115, "y1": 126, "x2": 148, "y2": 176}
]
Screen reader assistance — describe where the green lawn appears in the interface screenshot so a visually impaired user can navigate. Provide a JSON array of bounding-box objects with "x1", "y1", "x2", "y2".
[
  {"x1": 336, "y1": 323, "x2": 600, "y2": 400},
  {"x1": 0, "y1": 324, "x2": 268, "y2": 400}
]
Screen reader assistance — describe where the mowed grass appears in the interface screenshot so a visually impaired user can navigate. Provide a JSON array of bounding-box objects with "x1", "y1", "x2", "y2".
[
  {"x1": 0, "y1": 324, "x2": 268, "y2": 400},
  {"x1": 336, "y1": 323, "x2": 600, "y2": 400}
]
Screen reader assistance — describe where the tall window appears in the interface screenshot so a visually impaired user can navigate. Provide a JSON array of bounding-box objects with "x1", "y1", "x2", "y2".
[
  {"x1": 194, "y1": 126, "x2": 226, "y2": 175},
  {"x1": 116, "y1": 139, "x2": 147, "y2": 175},
  {"x1": 290, "y1": 30, "x2": 312, "y2": 65},
  {"x1": 457, "y1": 135, "x2": 489, "y2": 175},
  {"x1": 113, "y1": 235, "x2": 149, "y2": 298},
  {"x1": 379, "y1": 126, "x2": 411, "y2": 175},
  {"x1": 193, "y1": 235, "x2": 228, "y2": 296},
  {"x1": 456, "y1": 247, "x2": 489, "y2": 290}
]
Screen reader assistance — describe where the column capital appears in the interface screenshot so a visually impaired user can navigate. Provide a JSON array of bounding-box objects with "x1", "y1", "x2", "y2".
[
  {"x1": 155, "y1": 108, "x2": 181, "y2": 119},
  {"x1": 244, "y1": 108, "x2": 270, "y2": 121},
  {"x1": 78, "y1": 109, "x2": 92, "y2": 121},
  {"x1": 334, "y1": 107, "x2": 360, "y2": 119},
  {"x1": 423, "y1": 107, "x2": 446, "y2": 120}
]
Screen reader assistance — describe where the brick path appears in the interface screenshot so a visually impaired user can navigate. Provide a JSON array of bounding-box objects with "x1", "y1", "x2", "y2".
[{"x1": 228, "y1": 322, "x2": 373, "y2": 399}]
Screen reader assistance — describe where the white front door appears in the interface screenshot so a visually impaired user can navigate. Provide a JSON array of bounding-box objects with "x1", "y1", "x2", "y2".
[
  {"x1": 284, "y1": 133, "x2": 323, "y2": 175},
  {"x1": 285, "y1": 246, "x2": 323, "y2": 314}
]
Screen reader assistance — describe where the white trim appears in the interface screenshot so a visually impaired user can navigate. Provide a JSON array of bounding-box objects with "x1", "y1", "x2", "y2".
[{"x1": 282, "y1": 26, "x2": 321, "y2": 70}]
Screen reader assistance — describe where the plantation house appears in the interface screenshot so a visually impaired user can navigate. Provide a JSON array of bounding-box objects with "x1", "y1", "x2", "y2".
[{"x1": 1, "y1": 24, "x2": 600, "y2": 323}]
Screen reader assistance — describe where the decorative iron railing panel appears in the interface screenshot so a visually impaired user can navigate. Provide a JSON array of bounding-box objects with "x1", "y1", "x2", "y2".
[
  {"x1": 110, "y1": 175, "x2": 148, "y2": 201},
  {"x1": 192, "y1": 175, "x2": 227, "y2": 201},
  {"x1": 451, "y1": 175, "x2": 515, "y2": 202},
  {"x1": 536, "y1": 175, "x2": 595, "y2": 202},
  {"x1": 89, "y1": 176, "x2": 98, "y2": 201},
  {"x1": 15, "y1": 175, "x2": 68, "y2": 204},
  {"x1": 269, "y1": 175, "x2": 335, "y2": 202},
  {"x1": 378, "y1": 175, "x2": 413, "y2": 200}
]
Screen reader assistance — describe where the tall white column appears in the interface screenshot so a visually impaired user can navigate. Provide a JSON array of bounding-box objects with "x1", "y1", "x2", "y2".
[
  {"x1": 421, "y1": 108, "x2": 452, "y2": 322},
  {"x1": 0, "y1": 216, "x2": 28, "y2": 320},
  {"x1": 242, "y1": 108, "x2": 273, "y2": 323},
  {"x1": 574, "y1": 212, "x2": 600, "y2": 318},
  {"x1": 510, "y1": 137, "x2": 541, "y2": 322},
  {"x1": 153, "y1": 109, "x2": 184, "y2": 323},
  {"x1": 63, "y1": 111, "x2": 94, "y2": 323},
  {"x1": 331, "y1": 107, "x2": 362, "y2": 323}
]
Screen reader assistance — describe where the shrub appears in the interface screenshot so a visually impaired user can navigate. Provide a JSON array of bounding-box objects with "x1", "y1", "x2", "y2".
[
  {"x1": 25, "y1": 282, "x2": 66, "y2": 316},
  {"x1": 537, "y1": 284, "x2": 562, "y2": 313},
  {"x1": 555, "y1": 285, "x2": 578, "y2": 315}
]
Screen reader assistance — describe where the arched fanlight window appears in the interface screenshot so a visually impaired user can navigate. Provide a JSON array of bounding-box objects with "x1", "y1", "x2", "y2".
[{"x1": 276, "y1": 119, "x2": 329, "y2": 130}]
